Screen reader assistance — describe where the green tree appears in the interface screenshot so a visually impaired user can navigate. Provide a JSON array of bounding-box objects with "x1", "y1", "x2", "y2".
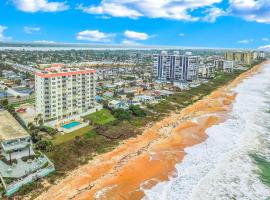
[
  {"x1": 16, "y1": 95, "x2": 21, "y2": 103},
  {"x1": 4, "y1": 87, "x2": 8, "y2": 99},
  {"x1": 35, "y1": 140, "x2": 53, "y2": 152},
  {"x1": 126, "y1": 93, "x2": 135, "y2": 100},
  {"x1": 7, "y1": 150, "x2": 12, "y2": 165},
  {"x1": 33, "y1": 117, "x2": 38, "y2": 126},
  {"x1": 0, "y1": 98, "x2": 8, "y2": 107},
  {"x1": 112, "y1": 109, "x2": 131, "y2": 121},
  {"x1": 15, "y1": 79, "x2": 21, "y2": 85},
  {"x1": 27, "y1": 122, "x2": 35, "y2": 131},
  {"x1": 129, "y1": 105, "x2": 146, "y2": 117},
  {"x1": 29, "y1": 128, "x2": 40, "y2": 143}
]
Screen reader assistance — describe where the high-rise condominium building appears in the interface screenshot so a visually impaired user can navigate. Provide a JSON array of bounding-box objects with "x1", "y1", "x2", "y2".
[
  {"x1": 35, "y1": 67, "x2": 96, "y2": 122},
  {"x1": 153, "y1": 52, "x2": 199, "y2": 82},
  {"x1": 225, "y1": 51, "x2": 258, "y2": 65}
]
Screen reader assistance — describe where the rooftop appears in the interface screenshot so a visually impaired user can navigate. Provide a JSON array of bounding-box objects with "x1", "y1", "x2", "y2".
[
  {"x1": 0, "y1": 110, "x2": 29, "y2": 141},
  {"x1": 35, "y1": 67, "x2": 96, "y2": 78}
]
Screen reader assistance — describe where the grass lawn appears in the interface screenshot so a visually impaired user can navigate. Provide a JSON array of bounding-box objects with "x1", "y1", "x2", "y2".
[
  {"x1": 11, "y1": 98, "x2": 35, "y2": 107},
  {"x1": 52, "y1": 126, "x2": 92, "y2": 145},
  {"x1": 83, "y1": 109, "x2": 115, "y2": 125}
]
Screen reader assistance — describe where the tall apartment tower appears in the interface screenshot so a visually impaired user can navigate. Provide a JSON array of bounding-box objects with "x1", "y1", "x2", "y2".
[
  {"x1": 35, "y1": 67, "x2": 96, "y2": 122},
  {"x1": 153, "y1": 52, "x2": 199, "y2": 82},
  {"x1": 225, "y1": 51, "x2": 255, "y2": 65}
]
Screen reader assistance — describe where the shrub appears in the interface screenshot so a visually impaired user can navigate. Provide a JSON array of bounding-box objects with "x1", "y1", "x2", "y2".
[
  {"x1": 0, "y1": 99, "x2": 8, "y2": 107},
  {"x1": 129, "y1": 105, "x2": 146, "y2": 117},
  {"x1": 39, "y1": 126, "x2": 58, "y2": 135},
  {"x1": 112, "y1": 109, "x2": 131, "y2": 121},
  {"x1": 35, "y1": 140, "x2": 54, "y2": 152}
]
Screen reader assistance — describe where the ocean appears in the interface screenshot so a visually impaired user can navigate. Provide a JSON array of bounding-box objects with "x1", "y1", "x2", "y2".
[{"x1": 143, "y1": 63, "x2": 270, "y2": 200}]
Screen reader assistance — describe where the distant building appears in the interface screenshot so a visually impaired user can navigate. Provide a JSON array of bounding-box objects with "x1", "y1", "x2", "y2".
[
  {"x1": 103, "y1": 91, "x2": 114, "y2": 98},
  {"x1": 35, "y1": 67, "x2": 96, "y2": 122},
  {"x1": 225, "y1": 51, "x2": 257, "y2": 65},
  {"x1": 215, "y1": 60, "x2": 224, "y2": 70},
  {"x1": 2, "y1": 70, "x2": 20, "y2": 80},
  {"x1": 153, "y1": 52, "x2": 199, "y2": 82},
  {"x1": 136, "y1": 95, "x2": 155, "y2": 103},
  {"x1": 259, "y1": 51, "x2": 265, "y2": 59},
  {"x1": 108, "y1": 100, "x2": 129, "y2": 109},
  {"x1": 215, "y1": 60, "x2": 234, "y2": 73},
  {"x1": 199, "y1": 64, "x2": 215, "y2": 78},
  {"x1": 223, "y1": 61, "x2": 234, "y2": 73}
]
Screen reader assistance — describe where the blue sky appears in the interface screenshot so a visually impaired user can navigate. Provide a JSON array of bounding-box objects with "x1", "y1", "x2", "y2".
[{"x1": 0, "y1": 0, "x2": 270, "y2": 49}]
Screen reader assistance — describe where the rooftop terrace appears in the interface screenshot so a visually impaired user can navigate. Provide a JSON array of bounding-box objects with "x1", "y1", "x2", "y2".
[
  {"x1": 0, "y1": 110, "x2": 29, "y2": 141},
  {"x1": 35, "y1": 67, "x2": 96, "y2": 78}
]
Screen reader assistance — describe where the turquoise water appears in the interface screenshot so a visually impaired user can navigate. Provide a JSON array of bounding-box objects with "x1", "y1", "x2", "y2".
[{"x1": 62, "y1": 121, "x2": 81, "y2": 129}]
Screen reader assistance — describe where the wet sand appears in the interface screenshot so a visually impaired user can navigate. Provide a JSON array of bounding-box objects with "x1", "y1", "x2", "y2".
[{"x1": 36, "y1": 62, "x2": 266, "y2": 200}]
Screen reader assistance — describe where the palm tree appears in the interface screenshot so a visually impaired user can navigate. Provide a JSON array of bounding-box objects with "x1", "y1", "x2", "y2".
[
  {"x1": 38, "y1": 118, "x2": 43, "y2": 126},
  {"x1": 7, "y1": 150, "x2": 12, "y2": 165},
  {"x1": 4, "y1": 87, "x2": 8, "y2": 99},
  {"x1": 16, "y1": 95, "x2": 21, "y2": 103},
  {"x1": 27, "y1": 122, "x2": 34, "y2": 131},
  {"x1": 33, "y1": 117, "x2": 38, "y2": 126},
  {"x1": 37, "y1": 113, "x2": 42, "y2": 120},
  {"x1": 37, "y1": 113, "x2": 43, "y2": 126}
]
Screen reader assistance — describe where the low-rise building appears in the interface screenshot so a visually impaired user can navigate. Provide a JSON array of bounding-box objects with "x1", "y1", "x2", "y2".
[
  {"x1": 108, "y1": 100, "x2": 129, "y2": 110},
  {"x1": 135, "y1": 95, "x2": 155, "y2": 103},
  {"x1": 0, "y1": 110, "x2": 54, "y2": 197}
]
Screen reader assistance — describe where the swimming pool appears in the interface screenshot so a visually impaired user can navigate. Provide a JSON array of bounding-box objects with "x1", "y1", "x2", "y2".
[{"x1": 62, "y1": 121, "x2": 81, "y2": 129}]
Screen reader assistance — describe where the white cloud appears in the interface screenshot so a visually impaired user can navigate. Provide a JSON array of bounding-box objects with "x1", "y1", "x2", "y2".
[
  {"x1": 33, "y1": 40, "x2": 55, "y2": 43},
  {"x1": 262, "y1": 37, "x2": 269, "y2": 42},
  {"x1": 179, "y1": 33, "x2": 185, "y2": 37},
  {"x1": 77, "y1": 3, "x2": 142, "y2": 19},
  {"x1": 76, "y1": 30, "x2": 115, "y2": 42},
  {"x1": 203, "y1": 7, "x2": 226, "y2": 22},
  {"x1": 258, "y1": 44, "x2": 270, "y2": 51},
  {"x1": 77, "y1": 0, "x2": 223, "y2": 21},
  {"x1": 24, "y1": 26, "x2": 41, "y2": 34},
  {"x1": 0, "y1": 25, "x2": 12, "y2": 41},
  {"x1": 124, "y1": 30, "x2": 149, "y2": 41},
  {"x1": 12, "y1": 0, "x2": 69, "y2": 13},
  {"x1": 229, "y1": 0, "x2": 270, "y2": 23},
  {"x1": 122, "y1": 39, "x2": 141, "y2": 46},
  {"x1": 238, "y1": 39, "x2": 253, "y2": 44}
]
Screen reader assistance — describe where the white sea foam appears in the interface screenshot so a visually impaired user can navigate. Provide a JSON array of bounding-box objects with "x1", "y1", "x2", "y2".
[{"x1": 143, "y1": 63, "x2": 270, "y2": 200}]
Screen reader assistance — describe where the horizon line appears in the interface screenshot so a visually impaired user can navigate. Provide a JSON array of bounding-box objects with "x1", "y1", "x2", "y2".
[{"x1": 0, "y1": 41, "x2": 262, "y2": 51}]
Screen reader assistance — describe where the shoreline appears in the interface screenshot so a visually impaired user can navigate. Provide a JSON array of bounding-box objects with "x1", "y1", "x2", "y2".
[{"x1": 36, "y1": 61, "x2": 267, "y2": 200}]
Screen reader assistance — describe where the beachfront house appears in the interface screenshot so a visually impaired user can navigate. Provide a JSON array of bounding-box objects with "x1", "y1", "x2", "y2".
[
  {"x1": 136, "y1": 95, "x2": 155, "y2": 103},
  {"x1": 0, "y1": 110, "x2": 54, "y2": 197},
  {"x1": 108, "y1": 100, "x2": 129, "y2": 110}
]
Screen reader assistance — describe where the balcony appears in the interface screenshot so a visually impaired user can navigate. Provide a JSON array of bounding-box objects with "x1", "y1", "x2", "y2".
[{"x1": 1, "y1": 139, "x2": 31, "y2": 153}]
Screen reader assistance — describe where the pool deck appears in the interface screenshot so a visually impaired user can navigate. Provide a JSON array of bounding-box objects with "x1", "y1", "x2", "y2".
[
  {"x1": 59, "y1": 122, "x2": 89, "y2": 134},
  {"x1": 62, "y1": 122, "x2": 81, "y2": 129}
]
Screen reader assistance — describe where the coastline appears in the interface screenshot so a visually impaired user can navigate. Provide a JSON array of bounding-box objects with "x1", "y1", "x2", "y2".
[{"x1": 36, "y1": 61, "x2": 267, "y2": 200}]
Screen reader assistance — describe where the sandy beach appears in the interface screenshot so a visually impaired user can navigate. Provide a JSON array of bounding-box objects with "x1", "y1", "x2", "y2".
[{"x1": 36, "y1": 62, "x2": 266, "y2": 200}]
